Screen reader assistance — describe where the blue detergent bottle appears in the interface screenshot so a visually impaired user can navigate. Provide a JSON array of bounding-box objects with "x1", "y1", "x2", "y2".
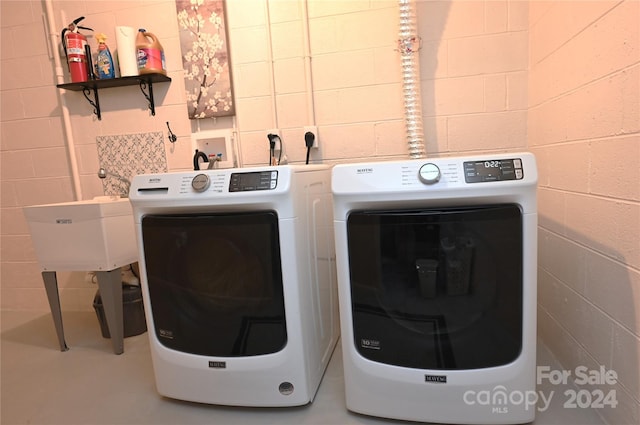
[{"x1": 96, "y1": 33, "x2": 115, "y2": 79}]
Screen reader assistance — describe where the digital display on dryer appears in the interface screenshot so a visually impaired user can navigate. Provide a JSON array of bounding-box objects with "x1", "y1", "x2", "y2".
[
  {"x1": 464, "y1": 158, "x2": 523, "y2": 183},
  {"x1": 229, "y1": 171, "x2": 277, "y2": 192}
]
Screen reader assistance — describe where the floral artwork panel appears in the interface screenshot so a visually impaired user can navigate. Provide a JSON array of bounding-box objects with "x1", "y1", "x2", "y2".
[{"x1": 176, "y1": 0, "x2": 235, "y2": 119}]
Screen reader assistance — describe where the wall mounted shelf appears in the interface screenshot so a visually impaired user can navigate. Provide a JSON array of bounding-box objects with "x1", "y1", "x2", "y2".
[{"x1": 56, "y1": 73, "x2": 171, "y2": 120}]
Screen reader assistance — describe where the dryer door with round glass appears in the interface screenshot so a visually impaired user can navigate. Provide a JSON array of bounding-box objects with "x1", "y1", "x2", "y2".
[
  {"x1": 346, "y1": 204, "x2": 522, "y2": 370},
  {"x1": 141, "y1": 211, "x2": 287, "y2": 357}
]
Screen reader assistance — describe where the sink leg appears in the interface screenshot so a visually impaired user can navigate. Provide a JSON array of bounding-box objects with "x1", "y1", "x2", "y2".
[
  {"x1": 96, "y1": 270, "x2": 124, "y2": 355},
  {"x1": 42, "y1": 271, "x2": 69, "y2": 351}
]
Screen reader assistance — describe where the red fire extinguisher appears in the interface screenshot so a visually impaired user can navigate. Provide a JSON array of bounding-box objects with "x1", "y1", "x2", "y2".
[{"x1": 61, "y1": 17, "x2": 93, "y2": 83}]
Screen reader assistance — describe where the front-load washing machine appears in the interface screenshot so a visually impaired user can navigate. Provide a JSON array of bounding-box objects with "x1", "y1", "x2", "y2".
[
  {"x1": 332, "y1": 152, "x2": 537, "y2": 424},
  {"x1": 129, "y1": 164, "x2": 339, "y2": 406}
]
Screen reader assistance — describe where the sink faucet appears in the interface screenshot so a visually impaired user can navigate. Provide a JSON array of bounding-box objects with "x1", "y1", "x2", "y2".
[{"x1": 98, "y1": 167, "x2": 131, "y2": 197}]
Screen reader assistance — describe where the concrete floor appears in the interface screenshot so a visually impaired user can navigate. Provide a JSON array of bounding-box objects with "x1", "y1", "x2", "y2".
[{"x1": 1, "y1": 310, "x2": 606, "y2": 425}]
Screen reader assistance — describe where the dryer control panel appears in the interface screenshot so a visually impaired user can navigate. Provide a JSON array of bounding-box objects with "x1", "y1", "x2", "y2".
[
  {"x1": 463, "y1": 158, "x2": 523, "y2": 183},
  {"x1": 229, "y1": 170, "x2": 278, "y2": 192},
  {"x1": 331, "y1": 152, "x2": 536, "y2": 196}
]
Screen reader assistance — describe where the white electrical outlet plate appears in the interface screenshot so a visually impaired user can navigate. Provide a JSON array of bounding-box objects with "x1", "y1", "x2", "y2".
[{"x1": 304, "y1": 126, "x2": 319, "y2": 148}]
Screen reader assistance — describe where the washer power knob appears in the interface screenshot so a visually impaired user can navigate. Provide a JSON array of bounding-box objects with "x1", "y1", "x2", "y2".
[
  {"x1": 418, "y1": 163, "x2": 441, "y2": 184},
  {"x1": 191, "y1": 173, "x2": 211, "y2": 192}
]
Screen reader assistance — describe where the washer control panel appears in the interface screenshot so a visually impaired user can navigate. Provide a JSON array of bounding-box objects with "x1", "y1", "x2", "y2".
[
  {"x1": 463, "y1": 158, "x2": 523, "y2": 183},
  {"x1": 229, "y1": 170, "x2": 278, "y2": 192}
]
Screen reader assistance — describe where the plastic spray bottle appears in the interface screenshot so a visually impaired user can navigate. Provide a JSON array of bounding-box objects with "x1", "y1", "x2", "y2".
[{"x1": 96, "y1": 33, "x2": 115, "y2": 79}]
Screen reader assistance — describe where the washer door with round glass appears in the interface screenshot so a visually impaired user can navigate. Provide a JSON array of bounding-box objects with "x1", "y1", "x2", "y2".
[
  {"x1": 346, "y1": 204, "x2": 522, "y2": 370},
  {"x1": 141, "y1": 211, "x2": 287, "y2": 357}
]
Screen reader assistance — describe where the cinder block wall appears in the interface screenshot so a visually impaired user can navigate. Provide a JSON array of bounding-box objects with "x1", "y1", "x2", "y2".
[
  {"x1": 529, "y1": 1, "x2": 639, "y2": 423},
  {"x1": 417, "y1": 0, "x2": 529, "y2": 155},
  {"x1": 229, "y1": 0, "x2": 411, "y2": 165},
  {"x1": 230, "y1": 0, "x2": 529, "y2": 165}
]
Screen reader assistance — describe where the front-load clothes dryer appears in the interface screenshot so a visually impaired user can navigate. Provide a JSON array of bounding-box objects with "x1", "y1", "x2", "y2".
[
  {"x1": 129, "y1": 164, "x2": 339, "y2": 407},
  {"x1": 332, "y1": 152, "x2": 537, "y2": 424}
]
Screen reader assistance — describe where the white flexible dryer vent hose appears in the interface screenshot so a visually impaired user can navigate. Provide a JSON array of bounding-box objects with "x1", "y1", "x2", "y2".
[{"x1": 398, "y1": 0, "x2": 426, "y2": 159}]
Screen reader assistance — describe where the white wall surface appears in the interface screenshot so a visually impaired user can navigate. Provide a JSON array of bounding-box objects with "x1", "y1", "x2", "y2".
[{"x1": 529, "y1": 1, "x2": 639, "y2": 423}]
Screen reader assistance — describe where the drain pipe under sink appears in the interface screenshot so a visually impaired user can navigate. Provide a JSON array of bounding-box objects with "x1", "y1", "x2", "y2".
[
  {"x1": 398, "y1": 0, "x2": 426, "y2": 159},
  {"x1": 44, "y1": 0, "x2": 83, "y2": 200}
]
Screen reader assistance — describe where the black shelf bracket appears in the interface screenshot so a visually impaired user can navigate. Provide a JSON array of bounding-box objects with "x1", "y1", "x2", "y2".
[
  {"x1": 138, "y1": 79, "x2": 156, "y2": 116},
  {"x1": 56, "y1": 73, "x2": 171, "y2": 120},
  {"x1": 82, "y1": 87, "x2": 101, "y2": 120}
]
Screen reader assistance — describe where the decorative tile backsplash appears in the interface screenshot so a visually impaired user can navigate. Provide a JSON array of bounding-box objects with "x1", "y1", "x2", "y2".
[{"x1": 96, "y1": 132, "x2": 168, "y2": 196}]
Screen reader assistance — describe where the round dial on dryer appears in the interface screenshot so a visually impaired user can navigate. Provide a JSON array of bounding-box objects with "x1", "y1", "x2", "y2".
[
  {"x1": 191, "y1": 173, "x2": 211, "y2": 192},
  {"x1": 418, "y1": 163, "x2": 441, "y2": 184}
]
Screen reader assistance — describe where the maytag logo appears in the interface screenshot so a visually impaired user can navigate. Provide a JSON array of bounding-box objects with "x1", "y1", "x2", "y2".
[
  {"x1": 209, "y1": 361, "x2": 226, "y2": 369},
  {"x1": 356, "y1": 167, "x2": 374, "y2": 174},
  {"x1": 149, "y1": 177, "x2": 162, "y2": 183},
  {"x1": 425, "y1": 374, "x2": 447, "y2": 383}
]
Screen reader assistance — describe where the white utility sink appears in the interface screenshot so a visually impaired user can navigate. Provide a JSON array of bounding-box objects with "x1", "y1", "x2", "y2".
[
  {"x1": 24, "y1": 196, "x2": 138, "y2": 271},
  {"x1": 24, "y1": 196, "x2": 139, "y2": 354}
]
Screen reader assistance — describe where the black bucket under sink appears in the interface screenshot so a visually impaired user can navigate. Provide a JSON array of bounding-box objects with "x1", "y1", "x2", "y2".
[{"x1": 93, "y1": 284, "x2": 147, "y2": 339}]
